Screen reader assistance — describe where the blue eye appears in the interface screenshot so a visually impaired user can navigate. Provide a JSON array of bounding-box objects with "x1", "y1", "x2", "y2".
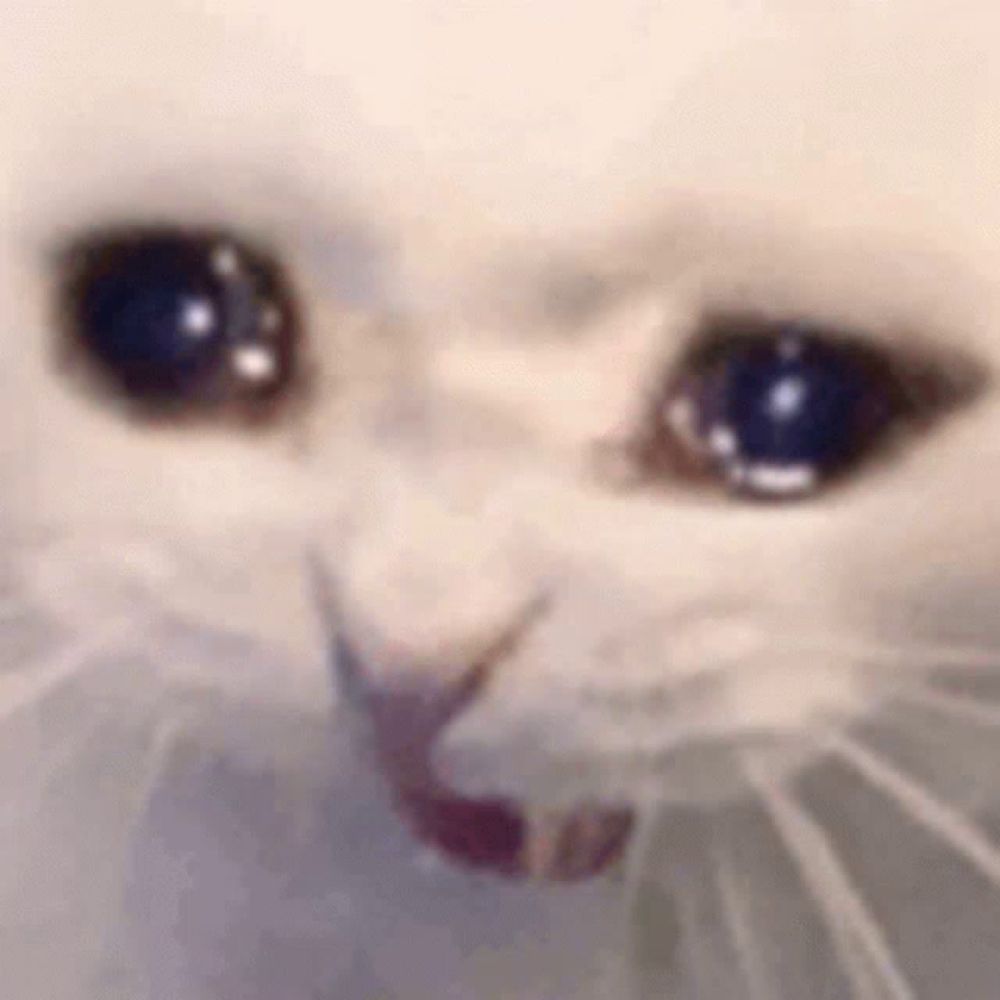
[
  {"x1": 59, "y1": 228, "x2": 300, "y2": 417},
  {"x1": 650, "y1": 319, "x2": 937, "y2": 500}
]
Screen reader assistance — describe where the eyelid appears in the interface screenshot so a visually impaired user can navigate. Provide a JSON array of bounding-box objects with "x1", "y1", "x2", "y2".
[
  {"x1": 677, "y1": 310, "x2": 990, "y2": 419},
  {"x1": 52, "y1": 223, "x2": 312, "y2": 428},
  {"x1": 623, "y1": 310, "x2": 991, "y2": 500},
  {"x1": 507, "y1": 200, "x2": 996, "y2": 351}
]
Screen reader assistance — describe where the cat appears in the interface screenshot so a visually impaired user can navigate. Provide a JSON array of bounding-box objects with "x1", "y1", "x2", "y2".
[{"x1": 4, "y1": 0, "x2": 1000, "y2": 997}]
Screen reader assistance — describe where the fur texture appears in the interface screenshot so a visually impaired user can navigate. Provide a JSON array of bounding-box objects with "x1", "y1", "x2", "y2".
[{"x1": 5, "y1": 2, "x2": 1000, "y2": 997}]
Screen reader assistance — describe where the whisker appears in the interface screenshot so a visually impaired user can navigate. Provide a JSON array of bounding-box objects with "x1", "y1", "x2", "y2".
[
  {"x1": 617, "y1": 801, "x2": 663, "y2": 1000},
  {"x1": 0, "y1": 616, "x2": 145, "y2": 726},
  {"x1": 22, "y1": 676, "x2": 184, "y2": 825},
  {"x1": 818, "y1": 730, "x2": 1000, "y2": 891},
  {"x1": 743, "y1": 751, "x2": 916, "y2": 1000},
  {"x1": 620, "y1": 798, "x2": 664, "y2": 968},
  {"x1": 710, "y1": 834, "x2": 771, "y2": 1000},
  {"x1": 819, "y1": 636, "x2": 1000, "y2": 674},
  {"x1": 124, "y1": 713, "x2": 188, "y2": 836},
  {"x1": 667, "y1": 844, "x2": 739, "y2": 998},
  {"x1": 891, "y1": 684, "x2": 1000, "y2": 728}
]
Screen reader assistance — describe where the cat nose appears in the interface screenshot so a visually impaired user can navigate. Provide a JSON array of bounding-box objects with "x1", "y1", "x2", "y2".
[
  {"x1": 324, "y1": 512, "x2": 541, "y2": 689},
  {"x1": 326, "y1": 602, "x2": 633, "y2": 882},
  {"x1": 331, "y1": 592, "x2": 549, "y2": 738}
]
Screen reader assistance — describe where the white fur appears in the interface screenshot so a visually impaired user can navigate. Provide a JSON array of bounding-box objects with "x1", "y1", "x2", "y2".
[{"x1": 6, "y1": 2, "x2": 1000, "y2": 997}]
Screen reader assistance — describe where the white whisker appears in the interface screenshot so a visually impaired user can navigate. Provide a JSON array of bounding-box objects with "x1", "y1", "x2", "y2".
[
  {"x1": 620, "y1": 801, "x2": 665, "y2": 999},
  {"x1": 0, "y1": 617, "x2": 144, "y2": 726},
  {"x1": 819, "y1": 730, "x2": 1000, "y2": 891},
  {"x1": 892, "y1": 685, "x2": 1000, "y2": 728},
  {"x1": 821, "y1": 636, "x2": 1000, "y2": 673},
  {"x1": 125, "y1": 714, "x2": 187, "y2": 836},
  {"x1": 668, "y1": 846, "x2": 736, "y2": 998},
  {"x1": 711, "y1": 835, "x2": 771, "y2": 1000},
  {"x1": 744, "y1": 751, "x2": 916, "y2": 1000},
  {"x1": 621, "y1": 800, "x2": 662, "y2": 918}
]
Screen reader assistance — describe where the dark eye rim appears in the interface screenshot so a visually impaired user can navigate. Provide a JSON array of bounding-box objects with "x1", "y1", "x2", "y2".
[
  {"x1": 627, "y1": 311, "x2": 989, "y2": 501},
  {"x1": 53, "y1": 222, "x2": 312, "y2": 428}
]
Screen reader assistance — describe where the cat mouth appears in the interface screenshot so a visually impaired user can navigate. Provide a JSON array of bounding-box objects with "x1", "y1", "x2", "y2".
[
  {"x1": 387, "y1": 750, "x2": 634, "y2": 882},
  {"x1": 334, "y1": 629, "x2": 633, "y2": 881},
  {"x1": 395, "y1": 786, "x2": 633, "y2": 882},
  {"x1": 317, "y1": 567, "x2": 635, "y2": 881}
]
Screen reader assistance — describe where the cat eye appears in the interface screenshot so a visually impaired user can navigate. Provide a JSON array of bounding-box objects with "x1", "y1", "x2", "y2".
[
  {"x1": 56, "y1": 227, "x2": 301, "y2": 418},
  {"x1": 642, "y1": 316, "x2": 976, "y2": 500}
]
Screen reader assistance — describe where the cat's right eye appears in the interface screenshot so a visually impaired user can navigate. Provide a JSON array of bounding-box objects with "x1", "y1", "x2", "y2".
[
  {"x1": 638, "y1": 315, "x2": 982, "y2": 501},
  {"x1": 56, "y1": 226, "x2": 301, "y2": 420}
]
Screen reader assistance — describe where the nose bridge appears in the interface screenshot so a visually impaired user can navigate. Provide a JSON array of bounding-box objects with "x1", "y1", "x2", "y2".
[
  {"x1": 426, "y1": 289, "x2": 685, "y2": 457},
  {"x1": 336, "y1": 490, "x2": 538, "y2": 686}
]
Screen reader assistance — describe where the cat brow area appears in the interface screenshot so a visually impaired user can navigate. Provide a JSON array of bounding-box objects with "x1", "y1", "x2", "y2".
[{"x1": 470, "y1": 203, "x2": 999, "y2": 371}]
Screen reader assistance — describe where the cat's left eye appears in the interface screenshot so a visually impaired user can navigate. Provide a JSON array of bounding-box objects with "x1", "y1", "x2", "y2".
[
  {"x1": 56, "y1": 226, "x2": 301, "y2": 420},
  {"x1": 641, "y1": 316, "x2": 978, "y2": 500}
]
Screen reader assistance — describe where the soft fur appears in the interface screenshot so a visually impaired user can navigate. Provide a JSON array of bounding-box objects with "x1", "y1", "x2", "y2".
[{"x1": 5, "y1": 2, "x2": 1000, "y2": 997}]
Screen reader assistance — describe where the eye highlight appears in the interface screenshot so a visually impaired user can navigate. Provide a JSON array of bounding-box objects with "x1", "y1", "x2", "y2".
[
  {"x1": 56, "y1": 227, "x2": 302, "y2": 420},
  {"x1": 642, "y1": 315, "x2": 980, "y2": 500}
]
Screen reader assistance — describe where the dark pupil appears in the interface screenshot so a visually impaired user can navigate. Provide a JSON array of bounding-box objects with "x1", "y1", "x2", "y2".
[
  {"x1": 716, "y1": 338, "x2": 869, "y2": 468},
  {"x1": 77, "y1": 239, "x2": 225, "y2": 396}
]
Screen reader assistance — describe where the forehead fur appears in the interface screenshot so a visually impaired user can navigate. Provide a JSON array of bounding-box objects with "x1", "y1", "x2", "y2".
[{"x1": 4, "y1": 1, "x2": 1000, "y2": 248}]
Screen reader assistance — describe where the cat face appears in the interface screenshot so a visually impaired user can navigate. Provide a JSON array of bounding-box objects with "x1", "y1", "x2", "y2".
[
  {"x1": 6, "y1": 0, "x2": 1000, "y2": 865},
  {"x1": 9, "y1": 23, "x2": 1000, "y2": 997},
  {"x1": 13, "y1": 3, "x2": 1000, "y2": 997}
]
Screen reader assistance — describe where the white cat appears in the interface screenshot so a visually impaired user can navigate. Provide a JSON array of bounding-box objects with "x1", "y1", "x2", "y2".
[{"x1": 4, "y1": 1, "x2": 1000, "y2": 997}]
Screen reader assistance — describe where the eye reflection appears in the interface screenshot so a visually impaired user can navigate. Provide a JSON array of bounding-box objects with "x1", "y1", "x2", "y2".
[
  {"x1": 56, "y1": 226, "x2": 303, "y2": 422},
  {"x1": 640, "y1": 315, "x2": 981, "y2": 501}
]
